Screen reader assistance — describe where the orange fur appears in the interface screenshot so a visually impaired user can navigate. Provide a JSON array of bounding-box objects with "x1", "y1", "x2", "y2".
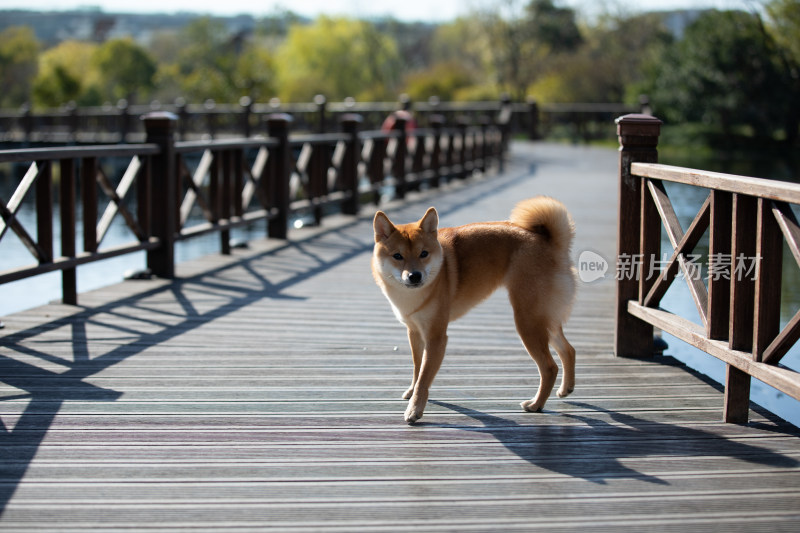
[{"x1": 372, "y1": 196, "x2": 578, "y2": 424}]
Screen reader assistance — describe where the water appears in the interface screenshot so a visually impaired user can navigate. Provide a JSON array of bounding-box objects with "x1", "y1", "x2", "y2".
[
  {"x1": 655, "y1": 151, "x2": 800, "y2": 428},
  {"x1": 0, "y1": 203, "x2": 264, "y2": 316}
]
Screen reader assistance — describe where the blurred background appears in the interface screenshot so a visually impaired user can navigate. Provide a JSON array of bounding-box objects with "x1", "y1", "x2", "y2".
[{"x1": 1, "y1": 0, "x2": 797, "y2": 160}]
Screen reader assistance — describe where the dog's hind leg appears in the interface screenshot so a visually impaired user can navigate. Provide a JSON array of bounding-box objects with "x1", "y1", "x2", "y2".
[
  {"x1": 550, "y1": 325, "x2": 575, "y2": 398},
  {"x1": 403, "y1": 328, "x2": 424, "y2": 400},
  {"x1": 511, "y1": 305, "x2": 558, "y2": 413}
]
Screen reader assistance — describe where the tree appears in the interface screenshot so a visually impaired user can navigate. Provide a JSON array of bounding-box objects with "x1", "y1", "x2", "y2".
[
  {"x1": 431, "y1": 16, "x2": 493, "y2": 80},
  {"x1": 274, "y1": 16, "x2": 402, "y2": 102},
  {"x1": 404, "y1": 62, "x2": 475, "y2": 101},
  {"x1": 529, "y1": 13, "x2": 671, "y2": 104},
  {"x1": 234, "y1": 42, "x2": 276, "y2": 102},
  {"x1": 647, "y1": 10, "x2": 792, "y2": 140},
  {"x1": 0, "y1": 26, "x2": 39, "y2": 107},
  {"x1": 481, "y1": 0, "x2": 582, "y2": 101},
  {"x1": 32, "y1": 40, "x2": 99, "y2": 107},
  {"x1": 173, "y1": 17, "x2": 242, "y2": 102},
  {"x1": 764, "y1": 0, "x2": 800, "y2": 144},
  {"x1": 93, "y1": 38, "x2": 157, "y2": 103}
]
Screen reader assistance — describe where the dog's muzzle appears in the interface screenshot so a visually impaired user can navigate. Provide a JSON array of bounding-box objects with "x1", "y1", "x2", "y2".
[{"x1": 404, "y1": 271, "x2": 423, "y2": 286}]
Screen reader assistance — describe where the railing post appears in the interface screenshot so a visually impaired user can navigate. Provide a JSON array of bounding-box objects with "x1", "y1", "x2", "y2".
[
  {"x1": 614, "y1": 114, "x2": 662, "y2": 358},
  {"x1": 727, "y1": 194, "x2": 757, "y2": 423},
  {"x1": 65, "y1": 102, "x2": 79, "y2": 143},
  {"x1": 457, "y1": 118, "x2": 468, "y2": 180},
  {"x1": 527, "y1": 97, "x2": 540, "y2": 140},
  {"x1": 174, "y1": 98, "x2": 188, "y2": 140},
  {"x1": 391, "y1": 114, "x2": 408, "y2": 199},
  {"x1": 239, "y1": 96, "x2": 252, "y2": 137},
  {"x1": 315, "y1": 94, "x2": 327, "y2": 133},
  {"x1": 20, "y1": 103, "x2": 33, "y2": 144},
  {"x1": 340, "y1": 113, "x2": 362, "y2": 215},
  {"x1": 267, "y1": 113, "x2": 293, "y2": 239},
  {"x1": 142, "y1": 111, "x2": 178, "y2": 279},
  {"x1": 204, "y1": 99, "x2": 217, "y2": 139},
  {"x1": 707, "y1": 190, "x2": 733, "y2": 341},
  {"x1": 36, "y1": 160, "x2": 53, "y2": 264},
  {"x1": 60, "y1": 158, "x2": 77, "y2": 304},
  {"x1": 429, "y1": 114, "x2": 444, "y2": 188},
  {"x1": 117, "y1": 99, "x2": 131, "y2": 143},
  {"x1": 497, "y1": 94, "x2": 512, "y2": 164},
  {"x1": 478, "y1": 116, "x2": 490, "y2": 174}
]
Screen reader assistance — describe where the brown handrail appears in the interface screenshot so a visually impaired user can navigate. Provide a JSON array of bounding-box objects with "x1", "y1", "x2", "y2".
[
  {"x1": 0, "y1": 111, "x2": 505, "y2": 306},
  {"x1": 614, "y1": 113, "x2": 800, "y2": 424},
  {"x1": 0, "y1": 96, "x2": 645, "y2": 144}
]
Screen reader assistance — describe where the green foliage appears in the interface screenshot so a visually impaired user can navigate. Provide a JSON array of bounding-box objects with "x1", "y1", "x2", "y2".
[
  {"x1": 173, "y1": 18, "x2": 240, "y2": 102},
  {"x1": 1, "y1": 1, "x2": 798, "y2": 149},
  {"x1": 33, "y1": 40, "x2": 98, "y2": 107},
  {"x1": 404, "y1": 62, "x2": 474, "y2": 101},
  {"x1": 767, "y1": 0, "x2": 800, "y2": 65},
  {"x1": 646, "y1": 9, "x2": 792, "y2": 140},
  {"x1": 274, "y1": 16, "x2": 401, "y2": 101},
  {"x1": 482, "y1": 0, "x2": 583, "y2": 101},
  {"x1": 0, "y1": 26, "x2": 39, "y2": 108},
  {"x1": 92, "y1": 38, "x2": 157, "y2": 103}
]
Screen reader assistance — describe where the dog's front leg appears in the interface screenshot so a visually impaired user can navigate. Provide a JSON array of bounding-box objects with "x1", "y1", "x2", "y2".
[
  {"x1": 403, "y1": 328, "x2": 424, "y2": 400},
  {"x1": 404, "y1": 331, "x2": 447, "y2": 424}
]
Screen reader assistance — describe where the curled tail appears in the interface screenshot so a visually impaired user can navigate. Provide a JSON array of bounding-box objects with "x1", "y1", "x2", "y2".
[{"x1": 509, "y1": 196, "x2": 575, "y2": 254}]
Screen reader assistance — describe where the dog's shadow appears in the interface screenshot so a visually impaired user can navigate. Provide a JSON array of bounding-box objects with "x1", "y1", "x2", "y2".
[{"x1": 427, "y1": 400, "x2": 798, "y2": 485}]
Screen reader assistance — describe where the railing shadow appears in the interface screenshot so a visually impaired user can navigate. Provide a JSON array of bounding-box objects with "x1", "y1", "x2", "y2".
[
  {"x1": 428, "y1": 400, "x2": 799, "y2": 485},
  {"x1": 0, "y1": 219, "x2": 375, "y2": 512},
  {"x1": 0, "y1": 164, "x2": 534, "y2": 513}
]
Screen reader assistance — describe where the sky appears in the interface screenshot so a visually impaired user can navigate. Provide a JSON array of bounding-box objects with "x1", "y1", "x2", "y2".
[{"x1": 0, "y1": 0, "x2": 758, "y2": 22}]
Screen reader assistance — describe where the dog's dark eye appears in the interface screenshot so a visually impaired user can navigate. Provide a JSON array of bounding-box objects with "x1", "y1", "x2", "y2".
[
  {"x1": 393, "y1": 253, "x2": 403, "y2": 261},
  {"x1": 420, "y1": 251, "x2": 429, "y2": 258}
]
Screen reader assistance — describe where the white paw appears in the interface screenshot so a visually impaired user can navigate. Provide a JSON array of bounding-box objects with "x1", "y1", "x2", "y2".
[
  {"x1": 557, "y1": 386, "x2": 574, "y2": 398},
  {"x1": 520, "y1": 399, "x2": 544, "y2": 413},
  {"x1": 404, "y1": 400, "x2": 424, "y2": 424}
]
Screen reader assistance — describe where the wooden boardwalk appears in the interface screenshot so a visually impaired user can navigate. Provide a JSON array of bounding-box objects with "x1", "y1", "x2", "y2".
[{"x1": 1, "y1": 142, "x2": 799, "y2": 531}]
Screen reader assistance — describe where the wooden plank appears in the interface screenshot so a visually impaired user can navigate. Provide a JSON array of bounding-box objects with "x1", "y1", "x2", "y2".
[
  {"x1": 59, "y1": 158, "x2": 77, "y2": 305},
  {"x1": 724, "y1": 365, "x2": 751, "y2": 424},
  {"x1": 2, "y1": 142, "x2": 799, "y2": 532},
  {"x1": 753, "y1": 198, "x2": 783, "y2": 361},
  {"x1": 707, "y1": 190, "x2": 732, "y2": 340},
  {"x1": 628, "y1": 302, "x2": 800, "y2": 401},
  {"x1": 632, "y1": 162, "x2": 800, "y2": 205},
  {"x1": 729, "y1": 194, "x2": 757, "y2": 351}
]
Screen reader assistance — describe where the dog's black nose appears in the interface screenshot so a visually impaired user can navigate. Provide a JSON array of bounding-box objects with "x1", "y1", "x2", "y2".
[{"x1": 408, "y1": 271, "x2": 423, "y2": 285}]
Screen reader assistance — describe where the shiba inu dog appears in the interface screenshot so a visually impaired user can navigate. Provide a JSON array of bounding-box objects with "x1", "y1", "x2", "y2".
[{"x1": 372, "y1": 196, "x2": 577, "y2": 424}]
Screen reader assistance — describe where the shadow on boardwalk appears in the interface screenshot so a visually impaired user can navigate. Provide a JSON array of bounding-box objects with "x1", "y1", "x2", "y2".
[
  {"x1": 2, "y1": 143, "x2": 799, "y2": 529},
  {"x1": 430, "y1": 400, "x2": 798, "y2": 485},
  {"x1": 0, "y1": 167, "x2": 530, "y2": 512}
]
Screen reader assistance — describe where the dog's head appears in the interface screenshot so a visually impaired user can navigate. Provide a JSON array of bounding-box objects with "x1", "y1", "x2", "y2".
[{"x1": 372, "y1": 207, "x2": 443, "y2": 289}]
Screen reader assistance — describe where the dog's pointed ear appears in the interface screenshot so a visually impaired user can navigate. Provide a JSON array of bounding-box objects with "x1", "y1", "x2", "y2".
[
  {"x1": 420, "y1": 207, "x2": 439, "y2": 233},
  {"x1": 373, "y1": 211, "x2": 395, "y2": 242}
]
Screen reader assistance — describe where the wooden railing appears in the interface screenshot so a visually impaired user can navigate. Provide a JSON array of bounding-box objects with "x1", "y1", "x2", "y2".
[
  {"x1": 0, "y1": 96, "x2": 645, "y2": 144},
  {"x1": 614, "y1": 114, "x2": 800, "y2": 423},
  {"x1": 0, "y1": 112, "x2": 503, "y2": 304}
]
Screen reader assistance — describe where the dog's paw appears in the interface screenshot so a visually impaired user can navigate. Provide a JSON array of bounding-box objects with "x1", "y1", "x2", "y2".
[
  {"x1": 404, "y1": 400, "x2": 424, "y2": 424},
  {"x1": 402, "y1": 387, "x2": 414, "y2": 400},
  {"x1": 520, "y1": 399, "x2": 544, "y2": 413},
  {"x1": 557, "y1": 386, "x2": 574, "y2": 398}
]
